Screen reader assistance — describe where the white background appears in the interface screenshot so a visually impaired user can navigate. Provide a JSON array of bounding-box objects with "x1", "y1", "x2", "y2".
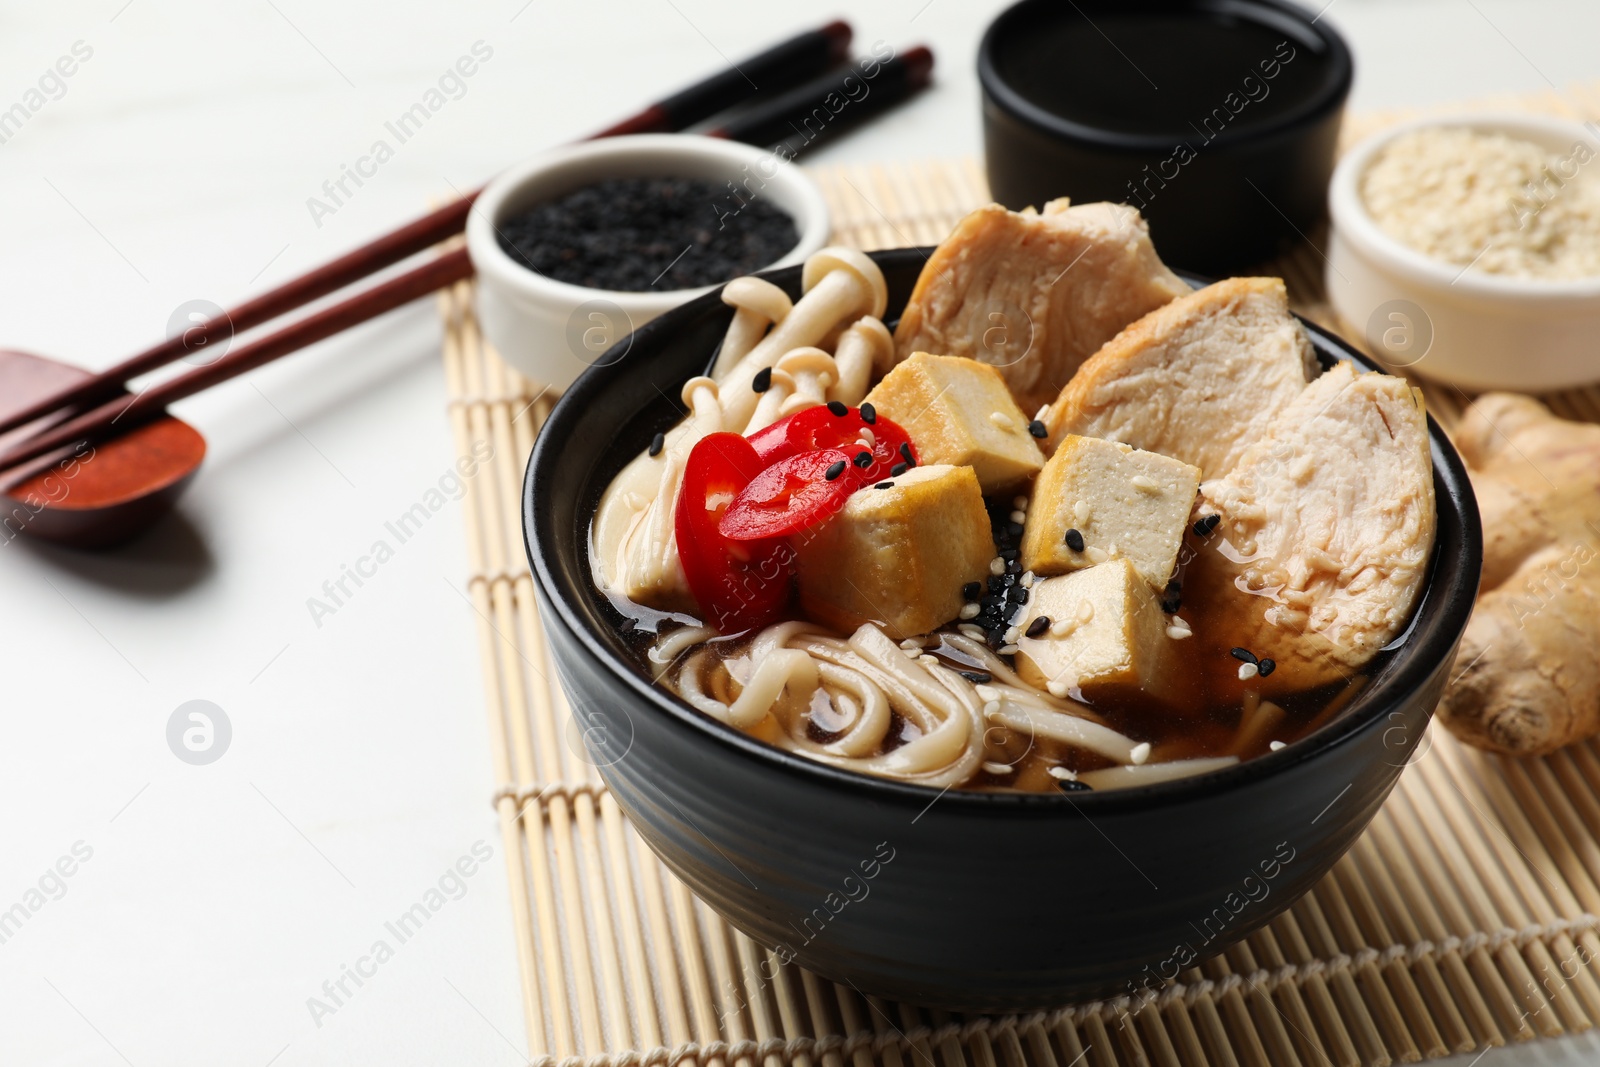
[{"x1": 1, "y1": 1, "x2": 1598, "y2": 1064}]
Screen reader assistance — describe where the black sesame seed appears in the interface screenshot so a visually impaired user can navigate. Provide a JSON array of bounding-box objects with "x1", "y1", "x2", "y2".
[
  {"x1": 962, "y1": 581, "x2": 982, "y2": 601},
  {"x1": 1064, "y1": 528, "x2": 1085, "y2": 552},
  {"x1": 1193, "y1": 513, "x2": 1221, "y2": 537},
  {"x1": 648, "y1": 432, "x2": 665, "y2": 457},
  {"x1": 1258, "y1": 658, "x2": 1277, "y2": 677},
  {"x1": 1027, "y1": 419, "x2": 1048, "y2": 439},
  {"x1": 824, "y1": 460, "x2": 846, "y2": 481},
  {"x1": 1160, "y1": 578, "x2": 1182, "y2": 614},
  {"x1": 1025, "y1": 616, "x2": 1051, "y2": 638},
  {"x1": 875, "y1": 480, "x2": 894, "y2": 490},
  {"x1": 1000, "y1": 548, "x2": 1019, "y2": 561},
  {"x1": 495, "y1": 176, "x2": 795, "y2": 290},
  {"x1": 1007, "y1": 585, "x2": 1029, "y2": 605},
  {"x1": 959, "y1": 671, "x2": 992, "y2": 684},
  {"x1": 898, "y1": 442, "x2": 913, "y2": 463},
  {"x1": 752, "y1": 367, "x2": 772, "y2": 393},
  {"x1": 1230, "y1": 647, "x2": 1257, "y2": 664},
  {"x1": 890, "y1": 462, "x2": 909, "y2": 477},
  {"x1": 1007, "y1": 521, "x2": 1024, "y2": 538},
  {"x1": 1056, "y1": 777, "x2": 1092, "y2": 793},
  {"x1": 1005, "y1": 558, "x2": 1022, "y2": 575},
  {"x1": 853, "y1": 450, "x2": 872, "y2": 468},
  {"x1": 827, "y1": 400, "x2": 848, "y2": 417},
  {"x1": 860, "y1": 402, "x2": 876, "y2": 424}
]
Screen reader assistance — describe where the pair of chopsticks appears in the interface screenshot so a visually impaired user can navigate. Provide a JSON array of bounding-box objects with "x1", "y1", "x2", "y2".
[{"x1": 0, "y1": 22, "x2": 935, "y2": 473}]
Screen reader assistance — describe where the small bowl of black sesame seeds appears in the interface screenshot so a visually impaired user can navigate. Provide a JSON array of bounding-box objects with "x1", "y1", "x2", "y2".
[{"x1": 468, "y1": 135, "x2": 830, "y2": 392}]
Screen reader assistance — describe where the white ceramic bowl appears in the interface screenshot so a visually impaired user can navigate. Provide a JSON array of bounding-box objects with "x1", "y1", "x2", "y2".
[
  {"x1": 467, "y1": 135, "x2": 830, "y2": 393},
  {"x1": 1327, "y1": 113, "x2": 1600, "y2": 391}
]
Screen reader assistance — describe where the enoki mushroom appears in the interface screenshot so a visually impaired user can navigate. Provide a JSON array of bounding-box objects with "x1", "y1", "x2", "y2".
[{"x1": 592, "y1": 247, "x2": 893, "y2": 611}]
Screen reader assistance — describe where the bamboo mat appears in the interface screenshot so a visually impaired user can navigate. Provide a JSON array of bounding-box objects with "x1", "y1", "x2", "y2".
[{"x1": 439, "y1": 83, "x2": 1600, "y2": 1067}]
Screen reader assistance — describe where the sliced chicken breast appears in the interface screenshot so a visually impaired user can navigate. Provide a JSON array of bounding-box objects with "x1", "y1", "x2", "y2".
[
  {"x1": 892, "y1": 200, "x2": 1188, "y2": 415},
  {"x1": 1044, "y1": 277, "x2": 1317, "y2": 479},
  {"x1": 1182, "y1": 363, "x2": 1437, "y2": 693}
]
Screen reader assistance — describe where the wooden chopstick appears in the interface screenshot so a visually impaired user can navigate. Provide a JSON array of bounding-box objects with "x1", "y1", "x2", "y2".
[
  {"x1": 0, "y1": 20, "x2": 853, "y2": 441},
  {"x1": 0, "y1": 248, "x2": 474, "y2": 474}
]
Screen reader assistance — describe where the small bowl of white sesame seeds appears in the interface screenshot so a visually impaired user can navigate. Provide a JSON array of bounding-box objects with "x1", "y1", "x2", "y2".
[{"x1": 1327, "y1": 113, "x2": 1600, "y2": 390}]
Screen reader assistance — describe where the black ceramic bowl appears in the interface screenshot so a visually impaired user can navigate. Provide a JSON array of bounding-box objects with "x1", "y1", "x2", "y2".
[
  {"x1": 525, "y1": 249, "x2": 1480, "y2": 1012},
  {"x1": 979, "y1": 0, "x2": 1352, "y2": 274}
]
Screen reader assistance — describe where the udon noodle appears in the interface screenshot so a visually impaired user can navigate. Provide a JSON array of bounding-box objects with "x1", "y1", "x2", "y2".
[{"x1": 659, "y1": 621, "x2": 1146, "y2": 789}]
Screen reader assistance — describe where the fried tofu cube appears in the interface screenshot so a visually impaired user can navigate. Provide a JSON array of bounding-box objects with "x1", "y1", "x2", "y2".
[
  {"x1": 794, "y1": 464, "x2": 995, "y2": 639},
  {"x1": 1021, "y1": 435, "x2": 1199, "y2": 590},
  {"x1": 1015, "y1": 560, "x2": 1185, "y2": 706},
  {"x1": 863, "y1": 352, "x2": 1044, "y2": 494}
]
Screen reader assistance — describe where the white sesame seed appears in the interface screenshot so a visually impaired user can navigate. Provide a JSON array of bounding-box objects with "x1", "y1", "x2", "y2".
[
  {"x1": 1166, "y1": 626, "x2": 1191, "y2": 640},
  {"x1": 982, "y1": 700, "x2": 1001, "y2": 717},
  {"x1": 975, "y1": 684, "x2": 1001, "y2": 703},
  {"x1": 989, "y1": 411, "x2": 1017, "y2": 432},
  {"x1": 1073, "y1": 500, "x2": 1090, "y2": 525},
  {"x1": 1003, "y1": 626, "x2": 1021, "y2": 644},
  {"x1": 998, "y1": 644, "x2": 1019, "y2": 656},
  {"x1": 1238, "y1": 662, "x2": 1260, "y2": 680},
  {"x1": 959, "y1": 623, "x2": 986, "y2": 639},
  {"x1": 1131, "y1": 474, "x2": 1160, "y2": 492},
  {"x1": 1269, "y1": 740, "x2": 1287, "y2": 751},
  {"x1": 1050, "y1": 618, "x2": 1076, "y2": 638},
  {"x1": 1086, "y1": 547, "x2": 1109, "y2": 564},
  {"x1": 1130, "y1": 742, "x2": 1151, "y2": 765},
  {"x1": 1013, "y1": 495, "x2": 1029, "y2": 511},
  {"x1": 959, "y1": 603, "x2": 981, "y2": 620},
  {"x1": 989, "y1": 557, "x2": 1005, "y2": 576},
  {"x1": 1106, "y1": 543, "x2": 1119, "y2": 556},
  {"x1": 1020, "y1": 571, "x2": 1036, "y2": 588},
  {"x1": 1046, "y1": 680, "x2": 1070, "y2": 698},
  {"x1": 1078, "y1": 600, "x2": 1095, "y2": 623},
  {"x1": 899, "y1": 638, "x2": 921, "y2": 650},
  {"x1": 918, "y1": 654, "x2": 940, "y2": 667},
  {"x1": 1009, "y1": 510, "x2": 1027, "y2": 524},
  {"x1": 859, "y1": 428, "x2": 875, "y2": 447},
  {"x1": 1034, "y1": 405, "x2": 1050, "y2": 422},
  {"x1": 982, "y1": 761, "x2": 1015, "y2": 776}
]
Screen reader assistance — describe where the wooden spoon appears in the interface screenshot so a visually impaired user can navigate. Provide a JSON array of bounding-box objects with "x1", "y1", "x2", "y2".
[{"x1": 0, "y1": 350, "x2": 206, "y2": 549}]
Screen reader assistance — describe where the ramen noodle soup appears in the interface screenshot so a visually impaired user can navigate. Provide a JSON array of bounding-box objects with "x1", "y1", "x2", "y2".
[{"x1": 590, "y1": 201, "x2": 1436, "y2": 793}]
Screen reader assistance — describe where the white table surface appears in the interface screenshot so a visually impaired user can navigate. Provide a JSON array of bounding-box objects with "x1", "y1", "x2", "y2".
[{"x1": 3, "y1": 2, "x2": 1598, "y2": 1064}]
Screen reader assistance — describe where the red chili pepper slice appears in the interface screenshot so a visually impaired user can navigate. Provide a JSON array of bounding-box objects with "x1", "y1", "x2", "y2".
[
  {"x1": 674, "y1": 432, "x2": 793, "y2": 633},
  {"x1": 746, "y1": 404, "x2": 917, "y2": 484},
  {"x1": 718, "y1": 448, "x2": 866, "y2": 542}
]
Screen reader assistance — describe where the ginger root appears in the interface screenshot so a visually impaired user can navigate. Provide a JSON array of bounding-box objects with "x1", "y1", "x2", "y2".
[{"x1": 1437, "y1": 393, "x2": 1600, "y2": 755}]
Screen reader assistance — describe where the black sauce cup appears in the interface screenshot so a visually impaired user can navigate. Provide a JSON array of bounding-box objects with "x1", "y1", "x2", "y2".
[
  {"x1": 978, "y1": 0, "x2": 1352, "y2": 275},
  {"x1": 524, "y1": 249, "x2": 1480, "y2": 1011}
]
